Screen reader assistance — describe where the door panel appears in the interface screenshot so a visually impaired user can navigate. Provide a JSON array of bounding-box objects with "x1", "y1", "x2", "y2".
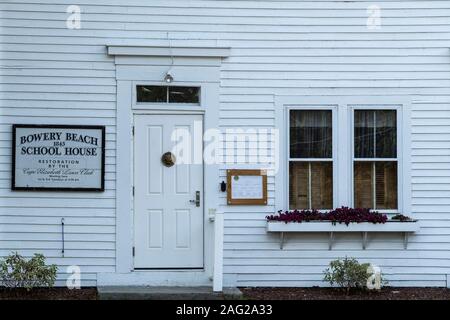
[{"x1": 134, "y1": 114, "x2": 203, "y2": 268}]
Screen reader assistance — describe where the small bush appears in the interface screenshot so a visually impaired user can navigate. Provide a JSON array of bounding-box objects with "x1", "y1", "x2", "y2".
[
  {"x1": 323, "y1": 257, "x2": 370, "y2": 293},
  {"x1": 0, "y1": 252, "x2": 57, "y2": 290}
]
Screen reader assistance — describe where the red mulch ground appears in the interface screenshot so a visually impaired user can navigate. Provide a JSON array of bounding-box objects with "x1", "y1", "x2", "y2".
[
  {"x1": 1, "y1": 287, "x2": 450, "y2": 300},
  {"x1": 0, "y1": 287, "x2": 97, "y2": 300},
  {"x1": 241, "y1": 287, "x2": 450, "y2": 300}
]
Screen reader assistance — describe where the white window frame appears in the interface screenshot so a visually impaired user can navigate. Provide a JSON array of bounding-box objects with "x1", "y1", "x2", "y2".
[
  {"x1": 350, "y1": 105, "x2": 402, "y2": 214},
  {"x1": 133, "y1": 81, "x2": 205, "y2": 110},
  {"x1": 135, "y1": 84, "x2": 202, "y2": 106},
  {"x1": 287, "y1": 106, "x2": 338, "y2": 211},
  {"x1": 275, "y1": 96, "x2": 411, "y2": 216}
]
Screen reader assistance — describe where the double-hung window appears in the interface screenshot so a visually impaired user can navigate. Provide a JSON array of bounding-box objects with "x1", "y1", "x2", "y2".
[
  {"x1": 284, "y1": 96, "x2": 411, "y2": 214},
  {"x1": 289, "y1": 110, "x2": 333, "y2": 210},
  {"x1": 353, "y1": 109, "x2": 398, "y2": 210},
  {"x1": 282, "y1": 97, "x2": 406, "y2": 214}
]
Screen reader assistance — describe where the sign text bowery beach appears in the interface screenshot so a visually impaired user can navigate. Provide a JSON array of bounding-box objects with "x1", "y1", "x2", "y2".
[{"x1": 12, "y1": 125, "x2": 105, "y2": 191}]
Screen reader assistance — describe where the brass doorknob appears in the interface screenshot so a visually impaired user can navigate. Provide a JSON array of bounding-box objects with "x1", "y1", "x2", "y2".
[{"x1": 161, "y1": 151, "x2": 176, "y2": 167}]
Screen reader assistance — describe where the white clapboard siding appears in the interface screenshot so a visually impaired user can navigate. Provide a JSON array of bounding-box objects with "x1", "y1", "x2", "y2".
[{"x1": 1, "y1": 0, "x2": 450, "y2": 288}]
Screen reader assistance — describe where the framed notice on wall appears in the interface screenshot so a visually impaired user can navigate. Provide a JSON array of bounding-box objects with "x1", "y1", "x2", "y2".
[
  {"x1": 227, "y1": 169, "x2": 268, "y2": 205},
  {"x1": 12, "y1": 124, "x2": 105, "y2": 191}
]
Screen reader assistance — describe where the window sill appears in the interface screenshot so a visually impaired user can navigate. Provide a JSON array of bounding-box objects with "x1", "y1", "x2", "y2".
[{"x1": 267, "y1": 220, "x2": 420, "y2": 250}]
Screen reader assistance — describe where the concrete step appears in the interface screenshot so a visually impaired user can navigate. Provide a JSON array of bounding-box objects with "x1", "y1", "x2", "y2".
[{"x1": 98, "y1": 286, "x2": 242, "y2": 300}]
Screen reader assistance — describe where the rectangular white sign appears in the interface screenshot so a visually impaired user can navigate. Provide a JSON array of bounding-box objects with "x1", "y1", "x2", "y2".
[
  {"x1": 12, "y1": 125, "x2": 105, "y2": 191},
  {"x1": 231, "y1": 175, "x2": 264, "y2": 199}
]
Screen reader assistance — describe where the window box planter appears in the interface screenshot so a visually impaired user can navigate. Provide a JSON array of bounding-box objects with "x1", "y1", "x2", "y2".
[{"x1": 267, "y1": 220, "x2": 419, "y2": 250}]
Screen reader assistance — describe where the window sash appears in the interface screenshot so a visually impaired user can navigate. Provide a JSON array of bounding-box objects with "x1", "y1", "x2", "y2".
[
  {"x1": 354, "y1": 110, "x2": 397, "y2": 159},
  {"x1": 288, "y1": 108, "x2": 335, "y2": 210},
  {"x1": 289, "y1": 109, "x2": 332, "y2": 159},
  {"x1": 289, "y1": 161, "x2": 333, "y2": 210},
  {"x1": 351, "y1": 107, "x2": 400, "y2": 212}
]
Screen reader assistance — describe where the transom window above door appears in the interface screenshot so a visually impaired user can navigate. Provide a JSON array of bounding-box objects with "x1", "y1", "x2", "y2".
[
  {"x1": 353, "y1": 110, "x2": 398, "y2": 210},
  {"x1": 136, "y1": 85, "x2": 200, "y2": 104},
  {"x1": 289, "y1": 110, "x2": 333, "y2": 210}
]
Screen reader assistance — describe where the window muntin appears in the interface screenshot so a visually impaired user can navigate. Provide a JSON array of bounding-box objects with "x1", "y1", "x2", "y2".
[
  {"x1": 289, "y1": 110, "x2": 333, "y2": 210},
  {"x1": 353, "y1": 110, "x2": 398, "y2": 210},
  {"x1": 137, "y1": 85, "x2": 200, "y2": 104}
]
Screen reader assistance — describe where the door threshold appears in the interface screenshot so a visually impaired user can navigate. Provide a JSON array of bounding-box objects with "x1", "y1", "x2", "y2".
[
  {"x1": 97, "y1": 270, "x2": 212, "y2": 287},
  {"x1": 98, "y1": 286, "x2": 243, "y2": 300}
]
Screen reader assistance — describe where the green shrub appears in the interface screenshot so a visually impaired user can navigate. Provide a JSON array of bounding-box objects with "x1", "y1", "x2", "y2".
[
  {"x1": 0, "y1": 252, "x2": 57, "y2": 290},
  {"x1": 323, "y1": 257, "x2": 371, "y2": 293}
]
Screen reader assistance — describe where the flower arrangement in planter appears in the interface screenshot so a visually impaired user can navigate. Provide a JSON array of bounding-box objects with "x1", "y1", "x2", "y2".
[
  {"x1": 391, "y1": 214, "x2": 414, "y2": 222},
  {"x1": 266, "y1": 207, "x2": 388, "y2": 226},
  {"x1": 266, "y1": 208, "x2": 419, "y2": 249}
]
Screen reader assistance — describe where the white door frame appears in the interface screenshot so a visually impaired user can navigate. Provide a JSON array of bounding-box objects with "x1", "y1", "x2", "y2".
[{"x1": 108, "y1": 46, "x2": 227, "y2": 286}]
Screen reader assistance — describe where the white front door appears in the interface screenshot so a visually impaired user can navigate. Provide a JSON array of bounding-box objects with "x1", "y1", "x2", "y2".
[{"x1": 134, "y1": 114, "x2": 204, "y2": 269}]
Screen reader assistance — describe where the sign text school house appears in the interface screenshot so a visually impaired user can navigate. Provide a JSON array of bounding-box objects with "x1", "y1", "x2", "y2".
[{"x1": 1, "y1": 1, "x2": 450, "y2": 290}]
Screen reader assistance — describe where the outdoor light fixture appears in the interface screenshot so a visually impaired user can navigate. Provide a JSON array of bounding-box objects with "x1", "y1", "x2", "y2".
[{"x1": 163, "y1": 72, "x2": 174, "y2": 83}]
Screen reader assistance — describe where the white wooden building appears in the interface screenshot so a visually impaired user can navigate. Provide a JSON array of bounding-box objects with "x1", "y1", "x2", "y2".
[{"x1": 1, "y1": 0, "x2": 450, "y2": 290}]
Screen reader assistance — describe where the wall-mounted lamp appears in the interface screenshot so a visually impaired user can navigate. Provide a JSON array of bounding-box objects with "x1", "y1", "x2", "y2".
[{"x1": 163, "y1": 72, "x2": 174, "y2": 83}]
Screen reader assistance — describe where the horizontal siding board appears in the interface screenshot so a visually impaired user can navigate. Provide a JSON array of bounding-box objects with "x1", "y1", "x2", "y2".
[
  {"x1": 6, "y1": 4, "x2": 450, "y2": 18},
  {"x1": 6, "y1": 9, "x2": 450, "y2": 22},
  {"x1": 0, "y1": 241, "x2": 115, "y2": 250},
  {"x1": 4, "y1": 0, "x2": 450, "y2": 9},
  {"x1": 0, "y1": 232, "x2": 114, "y2": 241},
  {"x1": 0, "y1": 207, "x2": 115, "y2": 217},
  {"x1": 225, "y1": 249, "x2": 450, "y2": 260},
  {"x1": 5, "y1": 26, "x2": 450, "y2": 41},
  {"x1": 224, "y1": 258, "x2": 450, "y2": 268},
  {"x1": 0, "y1": 216, "x2": 115, "y2": 225},
  {"x1": 222, "y1": 72, "x2": 450, "y2": 81},
  {"x1": 0, "y1": 249, "x2": 115, "y2": 258},
  {"x1": 4, "y1": 16, "x2": 450, "y2": 33},
  {"x1": 1, "y1": 76, "x2": 116, "y2": 86},
  {"x1": 0, "y1": 107, "x2": 115, "y2": 118},
  {"x1": 0, "y1": 225, "x2": 115, "y2": 234},
  {"x1": 7, "y1": 35, "x2": 450, "y2": 49},
  {"x1": 224, "y1": 265, "x2": 450, "y2": 274},
  {"x1": 0, "y1": 198, "x2": 115, "y2": 208}
]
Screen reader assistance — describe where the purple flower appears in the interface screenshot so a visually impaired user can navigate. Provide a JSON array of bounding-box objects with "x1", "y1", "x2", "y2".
[{"x1": 266, "y1": 207, "x2": 388, "y2": 225}]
